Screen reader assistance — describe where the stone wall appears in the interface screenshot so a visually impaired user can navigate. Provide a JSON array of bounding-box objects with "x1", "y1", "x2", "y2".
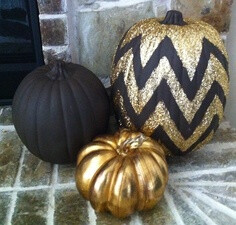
[{"x1": 37, "y1": 0, "x2": 233, "y2": 79}]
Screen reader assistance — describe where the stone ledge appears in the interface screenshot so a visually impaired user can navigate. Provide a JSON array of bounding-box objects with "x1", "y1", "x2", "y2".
[{"x1": 0, "y1": 122, "x2": 235, "y2": 224}]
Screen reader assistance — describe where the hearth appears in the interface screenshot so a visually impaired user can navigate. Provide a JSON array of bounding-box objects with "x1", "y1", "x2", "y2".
[{"x1": 0, "y1": 0, "x2": 44, "y2": 105}]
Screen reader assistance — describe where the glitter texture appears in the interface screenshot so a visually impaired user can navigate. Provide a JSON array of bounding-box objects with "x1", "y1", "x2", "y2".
[{"x1": 111, "y1": 15, "x2": 229, "y2": 155}]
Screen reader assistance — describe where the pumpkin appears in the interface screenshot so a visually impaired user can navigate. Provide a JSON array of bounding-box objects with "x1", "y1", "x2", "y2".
[
  {"x1": 111, "y1": 10, "x2": 229, "y2": 155},
  {"x1": 75, "y1": 129, "x2": 168, "y2": 218},
  {"x1": 12, "y1": 61, "x2": 110, "y2": 164}
]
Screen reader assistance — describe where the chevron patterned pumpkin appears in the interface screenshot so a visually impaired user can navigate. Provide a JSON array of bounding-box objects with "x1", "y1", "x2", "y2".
[{"x1": 111, "y1": 10, "x2": 229, "y2": 155}]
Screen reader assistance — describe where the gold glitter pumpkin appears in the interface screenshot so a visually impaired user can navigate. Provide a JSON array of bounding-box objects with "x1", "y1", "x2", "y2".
[
  {"x1": 111, "y1": 10, "x2": 229, "y2": 155},
  {"x1": 75, "y1": 129, "x2": 168, "y2": 218}
]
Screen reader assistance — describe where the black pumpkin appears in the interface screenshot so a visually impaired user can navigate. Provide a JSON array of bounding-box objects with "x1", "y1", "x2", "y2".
[
  {"x1": 12, "y1": 61, "x2": 110, "y2": 164},
  {"x1": 111, "y1": 11, "x2": 229, "y2": 155}
]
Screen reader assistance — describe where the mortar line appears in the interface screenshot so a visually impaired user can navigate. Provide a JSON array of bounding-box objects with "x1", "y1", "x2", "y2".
[
  {"x1": 5, "y1": 147, "x2": 26, "y2": 225},
  {"x1": 47, "y1": 164, "x2": 58, "y2": 225},
  {"x1": 183, "y1": 188, "x2": 236, "y2": 219},
  {"x1": 42, "y1": 45, "x2": 69, "y2": 51},
  {"x1": 0, "y1": 125, "x2": 15, "y2": 130},
  {"x1": 172, "y1": 181, "x2": 236, "y2": 187},
  {"x1": 63, "y1": 0, "x2": 68, "y2": 12},
  {"x1": 174, "y1": 188, "x2": 217, "y2": 225},
  {"x1": 164, "y1": 189, "x2": 185, "y2": 225},
  {"x1": 169, "y1": 166, "x2": 236, "y2": 180},
  {"x1": 130, "y1": 213, "x2": 143, "y2": 225},
  {"x1": 87, "y1": 201, "x2": 97, "y2": 225},
  {"x1": 39, "y1": 14, "x2": 67, "y2": 20},
  {"x1": 77, "y1": 0, "x2": 152, "y2": 12},
  {"x1": 0, "y1": 182, "x2": 76, "y2": 193}
]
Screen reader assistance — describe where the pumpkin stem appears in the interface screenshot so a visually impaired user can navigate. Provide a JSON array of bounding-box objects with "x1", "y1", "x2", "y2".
[
  {"x1": 46, "y1": 60, "x2": 69, "y2": 80},
  {"x1": 118, "y1": 134, "x2": 147, "y2": 156},
  {"x1": 161, "y1": 10, "x2": 187, "y2": 26}
]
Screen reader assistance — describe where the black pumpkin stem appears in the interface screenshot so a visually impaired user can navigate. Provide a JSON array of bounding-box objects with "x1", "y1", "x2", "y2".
[
  {"x1": 46, "y1": 61, "x2": 69, "y2": 80},
  {"x1": 161, "y1": 10, "x2": 187, "y2": 26}
]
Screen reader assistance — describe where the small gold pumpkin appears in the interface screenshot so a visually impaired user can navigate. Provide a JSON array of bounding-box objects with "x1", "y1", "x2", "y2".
[{"x1": 75, "y1": 129, "x2": 168, "y2": 218}]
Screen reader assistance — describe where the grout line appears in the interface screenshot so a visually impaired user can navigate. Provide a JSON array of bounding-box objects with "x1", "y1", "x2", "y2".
[
  {"x1": 42, "y1": 45, "x2": 69, "y2": 51},
  {"x1": 172, "y1": 181, "x2": 236, "y2": 187},
  {"x1": 0, "y1": 185, "x2": 50, "y2": 193},
  {"x1": 202, "y1": 191, "x2": 236, "y2": 203},
  {"x1": 164, "y1": 189, "x2": 185, "y2": 225},
  {"x1": 0, "y1": 108, "x2": 3, "y2": 116},
  {"x1": 56, "y1": 182, "x2": 76, "y2": 189},
  {"x1": 0, "y1": 182, "x2": 76, "y2": 194},
  {"x1": 77, "y1": 0, "x2": 152, "y2": 12},
  {"x1": 130, "y1": 213, "x2": 143, "y2": 225},
  {"x1": 6, "y1": 192, "x2": 18, "y2": 225},
  {"x1": 183, "y1": 188, "x2": 236, "y2": 219},
  {"x1": 63, "y1": 0, "x2": 68, "y2": 12},
  {"x1": 0, "y1": 125, "x2": 15, "y2": 131},
  {"x1": 5, "y1": 147, "x2": 26, "y2": 225},
  {"x1": 203, "y1": 141, "x2": 236, "y2": 151},
  {"x1": 47, "y1": 164, "x2": 58, "y2": 225},
  {"x1": 39, "y1": 14, "x2": 67, "y2": 20},
  {"x1": 87, "y1": 201, "x2": 97, "y2": 225},
  {"x1": 169, "y1": 166, "x2": 236, "y2": 180},
  {"x1": 175, "y1": 188, "x2": 217, "y2": 225}
]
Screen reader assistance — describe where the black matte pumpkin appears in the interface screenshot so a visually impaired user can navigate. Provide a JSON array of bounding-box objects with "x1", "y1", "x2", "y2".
[{"x1": 12, "y1": 61, "x2": 110, "y2": 164}]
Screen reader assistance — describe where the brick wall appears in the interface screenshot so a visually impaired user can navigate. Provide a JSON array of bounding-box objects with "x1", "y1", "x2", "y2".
[
  {"x1": 37, "y1": 0, "x2": 70, "y2": 64},
  {"x1": 37, "y1": 0, "x2": 233, "y2": 79}
]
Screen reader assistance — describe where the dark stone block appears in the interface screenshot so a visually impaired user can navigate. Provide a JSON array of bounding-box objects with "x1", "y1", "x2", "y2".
[
  {"x1": 58, "y1": 164, "x2": 75, "y2": 184},
  {"x1": 0, "y1": 193, "x2": 11, "y2": 224},
  {"x1": 12, "y1": 190, "x2": 48, "y2": 225},
  {"x1": 96, "y1": 212, "x2": 131, "y2": 225},
  {"x1": 54, "y1": 189, "x2": 89, "y2": 225},
  {"x1": 37, "y1": 0, "x2": 65, "y2": 14},
  {"x1": 20, "y1": 151, "x2": 52, "y2": 187},
  {"x1": 40, "y1": 18, "x2": 68, "y2": 46},
  {"x1": 0, "y1": 131, "x2": 23, "y2": 187},
  {"x1": 139, "y1": 197, "x2": 175, "y2": 225}
]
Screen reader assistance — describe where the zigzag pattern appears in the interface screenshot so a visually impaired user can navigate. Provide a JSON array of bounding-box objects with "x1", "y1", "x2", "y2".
[
  {"x1": 113, "y1": 76, "x2": 225, "y2": 139},
  {"x1": 114, "y1": 35, "x2": 228, "y2": 100},
  {"x1": 112, "y1": 34, "x2": 228, "y2": 154},
  {"x1": 151, "y1": 115, "x2": 219, "y2": 155}
]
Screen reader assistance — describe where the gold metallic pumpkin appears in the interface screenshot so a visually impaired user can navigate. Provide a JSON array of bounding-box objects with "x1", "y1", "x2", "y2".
[
  {"x1": 75, "y1": 129, "x2": 168, "y2": 218},
  {"x1": 111, "y1": 10, "x2": 229, "y2": 155}
]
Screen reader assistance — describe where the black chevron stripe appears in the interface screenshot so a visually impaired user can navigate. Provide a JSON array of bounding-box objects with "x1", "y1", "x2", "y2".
[
  {"x1": 112, "y1": 74, "x2": 226, "y2": 139},
  {"x1": 113, "y1": 35, "x2": 228, "y2": 101},
  {"x1": 152, "y1": 115, "x2": 219, "y2": 155}
]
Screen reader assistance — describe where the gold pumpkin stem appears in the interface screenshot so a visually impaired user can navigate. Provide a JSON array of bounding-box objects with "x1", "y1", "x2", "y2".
[{"x1": 118, "y1": 134, "x2": 147, "y2": 156}]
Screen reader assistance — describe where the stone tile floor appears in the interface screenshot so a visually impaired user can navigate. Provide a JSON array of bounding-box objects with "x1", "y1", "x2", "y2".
[{"x1": 0, "y1": 106, "x2": 235, "y2": 225}]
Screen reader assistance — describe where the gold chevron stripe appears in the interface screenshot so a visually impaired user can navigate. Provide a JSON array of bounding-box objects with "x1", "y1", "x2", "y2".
[
  {"x1": 114, "y1": 92, "x2": 224, "y2": 151},
  {"x1": 119, "y1": 18, "x2": 227, "y2": 80},
  {"x1": 113, "y1": 90, "x2": 136, "y2": 130},
  {"x1": 141, "y1": 97, "x2": 224, "y2": 151},
  {"x1": 117, "y1": 54, "x2": 228, "y2": 122},
  {"x1": 111, "y1": 49, "x2": 133, "y2": 85}
]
